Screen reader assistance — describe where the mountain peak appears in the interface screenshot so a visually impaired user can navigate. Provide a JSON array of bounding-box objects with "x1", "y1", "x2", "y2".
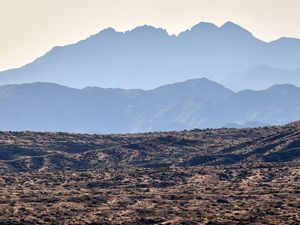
[
  {"x1": 128, "y1": 25, "x2": 169, "y2": 37},
  {"x1": 96, "y1": 27, "x2": 118, "y2": 36},
  {"x1": 190, "y1": 22, "x2": 219, "y2": 32},
  {"x1": 271, "y1": 37, "x2": 300, "y2": 45},
  {"x1": 151, "y1": 78, "x2": 234, "y2": 104},
  {"x1": 132, "y1": 24, "x2": 157, "y2": 30},
  {"x1": 179, "y1": 21, "x2": 253, "y2": 39},
  {"x1": 102, "y1": 27, "x2": 116, "y2": 32},
  {"x1": 86, "y1": 27, "x2": 119, "y2": 42},
  {"x1": 178, "y1": 22, "x2": 219, "y2": 37},
  {"x1": 183, "y1": 77, "x2": 219, "y2": 85},
  {"x1": 268, "y1": 83, "x2": 298, "y2": 91},
  {"x1": 159, "y1": 78, "x2": 224, "y2": 89},
  {"x1": 221, "y1": 21, "x2": 242, "y2": 29},
  {"x1": 220, "y1": 21, "x2": 253, "y2": 37}
]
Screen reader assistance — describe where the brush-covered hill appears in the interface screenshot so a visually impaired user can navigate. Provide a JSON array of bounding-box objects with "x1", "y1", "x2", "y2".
[
  {"x1": 1, "y1": 122, "x2": 300, "y2": 224},
  {"x1": 0, "y1": 122, "x2": 299, "y2": 172}
]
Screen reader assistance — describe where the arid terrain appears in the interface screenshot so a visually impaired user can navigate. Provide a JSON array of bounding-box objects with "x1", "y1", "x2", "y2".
[{"x1": 0, "y1": 122, "x2": 300, "y2": 224}]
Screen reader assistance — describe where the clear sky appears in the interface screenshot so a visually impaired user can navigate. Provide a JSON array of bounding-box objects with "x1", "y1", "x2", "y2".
[{"x1": 0, "y1": 0, "x2": 299, "y2": 71}]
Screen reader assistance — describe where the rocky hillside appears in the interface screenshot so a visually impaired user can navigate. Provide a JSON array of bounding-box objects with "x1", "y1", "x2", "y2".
[
  {"x1": 1, "y1": 122, "x2": 299, "y2": 173},
  {"x1": 0, "y1": 123, "x2": 300, "y2": 224}
]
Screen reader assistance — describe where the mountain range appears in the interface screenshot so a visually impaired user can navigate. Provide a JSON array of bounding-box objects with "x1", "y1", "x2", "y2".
[
  {"x1": 0, "y1": 78, "x2": 300, "y2": 133},
  {"x1": 221, "y1": 65, "x2": 300, "y2": 91},
  {"x1": 0, "y1": 22, "x2": 300, "y2": 90}
]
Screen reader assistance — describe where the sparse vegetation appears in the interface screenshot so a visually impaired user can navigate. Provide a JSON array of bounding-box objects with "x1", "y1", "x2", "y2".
[{"x1": 0, "y1": 122, "x2": 300, "y2": 224}]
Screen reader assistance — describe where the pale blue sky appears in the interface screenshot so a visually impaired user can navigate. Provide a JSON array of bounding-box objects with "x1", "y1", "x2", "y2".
[{"x1": 0, "y1": 0, "x2": 299, "y2": 71}]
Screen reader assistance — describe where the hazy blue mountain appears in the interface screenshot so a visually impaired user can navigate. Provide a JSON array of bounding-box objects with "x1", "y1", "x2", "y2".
[
  {"x1": 222, "y1": 65, "x2": 300, "y2": 91},
  {"x1": 142, "y1": 78, "x2": 233, "y2": 105},
  {"x1": 210, "y1": 84, "x2": 300, "y2": 127},
  {"x1": 0, "y1": 79, "x2": 300, "y2": 133},
  {"x1": 0, "y1": 78, "x2": 232, "y2": 133},
  {"x1": 1, "y1": 22, "x2": 300, "y2": 89}
]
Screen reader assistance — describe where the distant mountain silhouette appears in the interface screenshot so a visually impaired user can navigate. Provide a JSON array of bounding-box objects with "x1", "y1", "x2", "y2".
[
  {"x1": 0, "y1": 79, "x2": 299, "y2": 133},
  {"x1": 222, "y1": 65, "x2": 300, "y2": 91},
  {"x1": 0, "y1": 21, "x2": 300, "y2": 89},
  {"x1": 210, "y1": 84, "x2": 300, "y2": 127}
]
